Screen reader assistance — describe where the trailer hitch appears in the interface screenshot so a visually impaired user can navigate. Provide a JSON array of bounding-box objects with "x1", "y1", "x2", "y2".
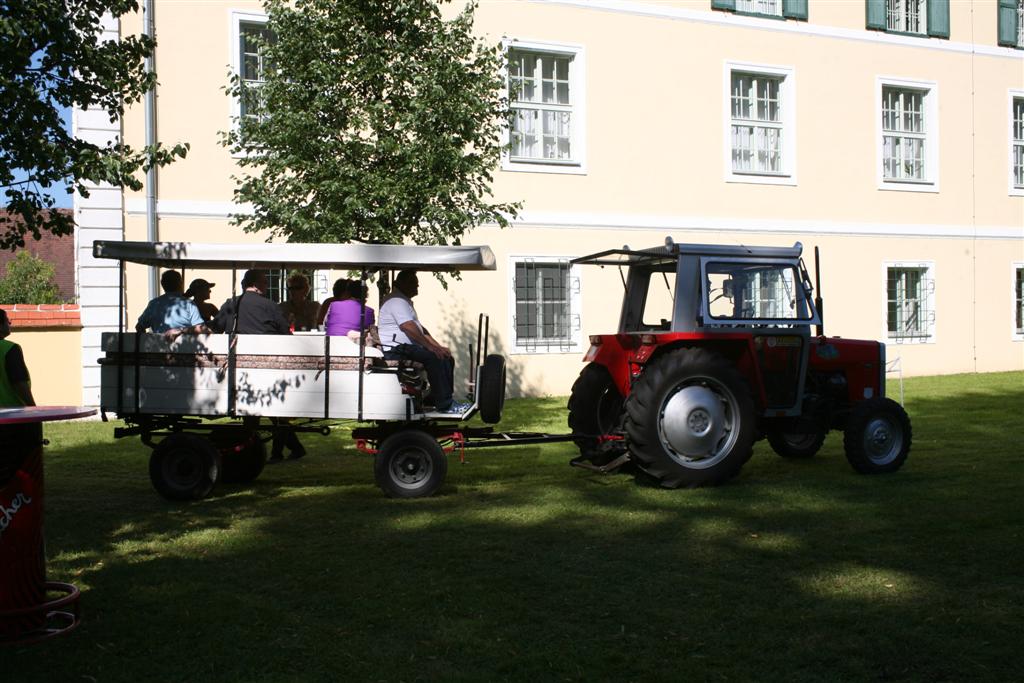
[{"x1": 569, "y1": 452, "x2": 632, "y2": 473}]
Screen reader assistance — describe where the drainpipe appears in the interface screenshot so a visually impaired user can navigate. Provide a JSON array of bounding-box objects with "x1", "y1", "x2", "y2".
[{"x1": 143, "y1": 0, "x2": 159, "y2": 299}]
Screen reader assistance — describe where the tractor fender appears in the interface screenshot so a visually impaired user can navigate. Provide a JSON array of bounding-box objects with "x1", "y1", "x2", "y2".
[{"x1": 583, "y1": 334, "x2": 768, "y2": 411}]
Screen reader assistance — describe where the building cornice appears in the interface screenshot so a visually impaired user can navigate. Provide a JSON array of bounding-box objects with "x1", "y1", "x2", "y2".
[
  {"x1": 530, "y1": 0, "x2": 1024, "y2": 61},
  {"x1": 124, "y1": 199, "x2": 1023, "y2": 240}
]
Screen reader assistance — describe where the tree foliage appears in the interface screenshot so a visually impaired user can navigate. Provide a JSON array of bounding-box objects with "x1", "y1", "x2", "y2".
[
  {"x1": 223, "y1": 0, "x2": 519, "y2": 247},
  {"x1": 0, "y1": 0, "x2": 189, "y2": 249},
  {"x1": 0, "y1": 250, "x2": 62, "y2": 303}
]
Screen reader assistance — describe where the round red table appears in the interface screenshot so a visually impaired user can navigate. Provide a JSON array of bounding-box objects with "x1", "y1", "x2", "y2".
[{"x1": 0, "y1": 406, "x2": 95, "y2": 646}]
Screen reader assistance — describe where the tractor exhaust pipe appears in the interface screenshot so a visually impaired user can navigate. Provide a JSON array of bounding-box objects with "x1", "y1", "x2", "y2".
[{"x1": 814, "y1": 246, "x2": 824, "y2": 337}]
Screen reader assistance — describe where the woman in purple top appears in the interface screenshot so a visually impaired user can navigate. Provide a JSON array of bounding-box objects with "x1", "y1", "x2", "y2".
[{"x1": 325, "y1": 281, "x2": 375, "y2": 336}]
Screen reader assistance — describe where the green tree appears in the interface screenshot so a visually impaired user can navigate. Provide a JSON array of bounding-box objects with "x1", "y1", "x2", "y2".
[
  {"x1": 0, "y1": 0, "x2": 189, "y2": 249},
  {"x1": 0, "y1": 250, "x2": 62, "y2": 303},
  {"x1": 223, "y1": 0, "x2": 519, "y2": 247}
]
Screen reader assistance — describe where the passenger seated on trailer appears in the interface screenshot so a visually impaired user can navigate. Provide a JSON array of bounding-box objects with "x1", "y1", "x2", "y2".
[
  {"x1": 135, "y1": 270, "x2": 206, "y2": 337},
  {"x1": 325, "y1": 280, "x2": 375, "y2": 338},
  {"x1": 211, "y1": 270, "x2": 304, "y2": 462},
  {"x1": 378, "y1": 269, "x2": 464, "y2": 414},
  {"x1": 212, "y1": 269, "x2": 291, "y2": 335},
  {"x1": 316, "y1": 278, "x2": 350, "y2": 328},
  {"x1": 279, "y1": 273, "x2": 319, "y2": 331}
]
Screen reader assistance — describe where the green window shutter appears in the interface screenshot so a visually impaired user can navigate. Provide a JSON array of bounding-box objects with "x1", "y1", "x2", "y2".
[
  {"x1": 926, "y1": 0, "x2": 950, "y2": 38},
  {"x1": 866, "y1": 0, "x2": 887, "y2": 30},
  {"x1": 782, "y1": 0, "x2": 809, "y2": 20},
  {"x1": 711, "y1": 0, "x2": 736, "y2": 10},
  {"x1": 998, "y1": 0, "x2": 1020, "y2": 46}
]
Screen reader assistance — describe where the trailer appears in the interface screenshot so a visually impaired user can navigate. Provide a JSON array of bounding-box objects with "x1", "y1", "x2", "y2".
[{"x1": 95, "y1": 240, "x2": 520, "y2": 499}]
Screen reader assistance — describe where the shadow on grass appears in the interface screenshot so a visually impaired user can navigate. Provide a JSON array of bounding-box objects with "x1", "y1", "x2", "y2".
[{"x1": 6, "y1": 379, "x2": 1023, "y2": 682}]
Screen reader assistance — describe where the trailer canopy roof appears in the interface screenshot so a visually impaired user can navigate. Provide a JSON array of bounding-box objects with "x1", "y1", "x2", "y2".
[
  {"x1": 572, "y1": 240, "x2": 803, "y2": 267},
  {"x1": 92, "y1": 241, "x2": 496, "y2": 271}
]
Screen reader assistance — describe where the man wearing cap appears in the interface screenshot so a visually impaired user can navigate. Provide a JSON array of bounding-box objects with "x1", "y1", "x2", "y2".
[
  {"x1": 0, "y1": 309, "x2": 35, "y2": 407},
  {"x1": 135, "y1": 271, "x2": 206, "y2": 336},
  {"x1": 186, "y1": 278, "x2": 218, "y2": 322}
]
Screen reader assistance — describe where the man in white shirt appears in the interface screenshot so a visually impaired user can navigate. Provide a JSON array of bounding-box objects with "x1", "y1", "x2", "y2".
[{"x1": 378, "y1": 269, "x2": 460, "y2": 413}]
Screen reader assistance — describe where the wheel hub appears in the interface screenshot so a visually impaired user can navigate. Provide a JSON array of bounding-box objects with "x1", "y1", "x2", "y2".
[
  {"x1": 391, "y1": 451, "x2": 430, "y2": 486},
  {"x1": 864, "y1": 417, "x2": 902, "y2": 463},
  {"x1": 660, "y1": 385, "x2": 728, "y2": 459}
]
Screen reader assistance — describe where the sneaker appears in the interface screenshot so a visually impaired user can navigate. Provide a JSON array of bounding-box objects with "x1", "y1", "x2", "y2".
[
  {"x1": 287, "y1": 447, "x2": 306, "y2": 461},
  {"x1": 268, "y1": 452, "x2": 284, "y2": 464},
  {"x1": 439, "y1": 401, "x2": 472, "y2": 415}
]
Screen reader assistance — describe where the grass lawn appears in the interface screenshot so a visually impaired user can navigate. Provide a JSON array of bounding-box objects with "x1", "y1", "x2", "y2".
[{"x1": 3, "y1": 371, "x2": 1022, "y2": 682}]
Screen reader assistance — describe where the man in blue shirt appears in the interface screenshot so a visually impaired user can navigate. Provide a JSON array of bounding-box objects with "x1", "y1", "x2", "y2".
[{"x1": 136, "y1": 271, "x2": 205, "y2": 335}]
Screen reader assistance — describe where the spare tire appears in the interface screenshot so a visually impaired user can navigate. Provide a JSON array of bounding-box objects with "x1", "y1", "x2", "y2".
[{"x1": 478, "y1": 354, "x2": 506, "y2": 424}]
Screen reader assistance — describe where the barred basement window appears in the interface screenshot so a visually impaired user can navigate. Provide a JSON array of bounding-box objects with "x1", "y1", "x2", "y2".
[
  {"x1": 1015, "y1": 266, "x2": 1023, "y2": 336},
  {"x1": 882, "y1": 86, "x2": 927, "y2": 182},
  {"x1": 512, "y1": 260, "x2": 580, "y2": 352},
  {"x1": 887, "y1": 0, "x2": 926, "y2": 34},
  {"x1": 731, "y1": 72, "x2": 785, "y2": 175},
  {"x1": 887, "y1": 265, "x2": 934, "y2": 341}
]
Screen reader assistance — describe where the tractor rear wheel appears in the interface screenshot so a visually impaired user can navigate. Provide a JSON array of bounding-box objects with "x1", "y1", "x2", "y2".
[
  {"x1": 149, "y1": 433, "x2": 220, "y2": 501},
  {"x1": 843, "y1": 397, "x2": 911, "y2": 474},
  {"x1": 374, "y1": 429, "x2": 448, "y2": 498},
  {"x1": 625, "y1": 348, "x2": 755, "y2": 488},
  {"x1": 567, "y1": 363, "x2": 625, "y2": 467}
]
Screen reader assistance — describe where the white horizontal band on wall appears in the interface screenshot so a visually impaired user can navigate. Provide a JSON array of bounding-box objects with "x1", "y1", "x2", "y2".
[
  {"x1": 124, "y1": 198, "x2": 1023, "y2": 240},
  {"x1": 533, "y1": 0, "x2": 1024, "y2": 61}
]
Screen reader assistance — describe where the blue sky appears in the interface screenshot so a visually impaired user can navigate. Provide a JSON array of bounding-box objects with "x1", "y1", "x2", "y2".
[{"x1": 7, "y1": 105, "x2": 74, "y2": 209}]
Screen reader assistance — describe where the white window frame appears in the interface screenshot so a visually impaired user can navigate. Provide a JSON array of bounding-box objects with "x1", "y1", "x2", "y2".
[
  {"x1": 229, "y1": 10, "x2": 270, "y2": 157},
  {"x1": 508, "y1": 256, "x2": 582, "y2": 355},
  {"x1": 1013, "y1": 262, "x2": 1024, "y2": 341},
  {"x1": 883, "y1": 260, "x2": 936, "y2": 344},
  {"x1": 501, "y1": 39, "x2": 587, "y2": 176},
  {"x1": 723, "y1": 61, "x2": 797, "y2": 186},
  {"x1": 885, "y1": 0, "x2": 927, "y2": 35},
  {"x1": 876, "y1": 77, "x2": 939, "y2": 193},
  {"x1": 1010, "y1": 90, "x2": 1024, "y2": 197},
  {"x1": 735, "y1": 0, "x2": 783, "y2": 17}
]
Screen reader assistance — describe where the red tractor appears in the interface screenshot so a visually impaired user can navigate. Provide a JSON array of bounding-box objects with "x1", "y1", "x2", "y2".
[{"x1": 567, "y1": 238, "x2": 911, "y2": 487}]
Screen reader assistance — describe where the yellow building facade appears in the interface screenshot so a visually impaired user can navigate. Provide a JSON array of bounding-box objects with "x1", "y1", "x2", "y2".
[{"x1": 73, "y1": 0, "x2": 1024, "y2": 403}]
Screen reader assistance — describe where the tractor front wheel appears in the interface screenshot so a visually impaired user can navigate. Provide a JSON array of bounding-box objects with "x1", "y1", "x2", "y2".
[
  {"x1": 843, "y1": 397, "x2": 911, "y2": 474},
  {"x1": 567, "y1": 363, "x2": 625, "y2": 466},
  {"x1": 625, "y1": 348, "x2": 755, "y2": 488},
  {"x1": 374, "y1": 430, "x2": 448, "y2": 498}
]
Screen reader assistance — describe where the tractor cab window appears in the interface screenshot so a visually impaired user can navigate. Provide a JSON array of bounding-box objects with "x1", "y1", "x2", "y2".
[
  {"x1": 641, "y1": 267, "x2": 676, "y2": 330},
  {"x1": 705, "y1": 262, "x2": 809, "y2": 322}
]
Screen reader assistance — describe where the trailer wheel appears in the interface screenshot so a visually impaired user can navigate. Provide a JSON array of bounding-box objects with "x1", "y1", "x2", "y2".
[
  {"x1": 625, "y1": 348, "x2": 755, "y2": 488},
  {"x1": 767, "y1": 425, "x2": 827, "y2": 459},
  {"x1": 478, "y1": 354, "x2": 506, "y2": 424},
  {"x1": 843, "y1": 397, "x2": 911, "y2": 474},
  {"x1": 374, "y1": 430, "x2": 448, "y2": 498},
  {"x1": 568, "y1": 363, "x2": 625, "y2": 466},
  {"x1": 149, "y1": 433, "x2": 220, "y2": 501},
  {"x1": 214, "y1": 430, "x2": 268, "y2": 484}
]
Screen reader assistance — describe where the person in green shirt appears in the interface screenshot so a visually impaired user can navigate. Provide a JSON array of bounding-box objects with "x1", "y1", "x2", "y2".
[{"x1": 0, "y1": 308, "x2": 35, "y2": 407}]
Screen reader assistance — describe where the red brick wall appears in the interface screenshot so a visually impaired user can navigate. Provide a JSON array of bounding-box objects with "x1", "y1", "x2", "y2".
[
  {"x1": 0, "y1": 209, "x2": 76, "y2": 301},
  {"x1": 1, "y1": 304, "x2": 82, "y2": 329}
]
